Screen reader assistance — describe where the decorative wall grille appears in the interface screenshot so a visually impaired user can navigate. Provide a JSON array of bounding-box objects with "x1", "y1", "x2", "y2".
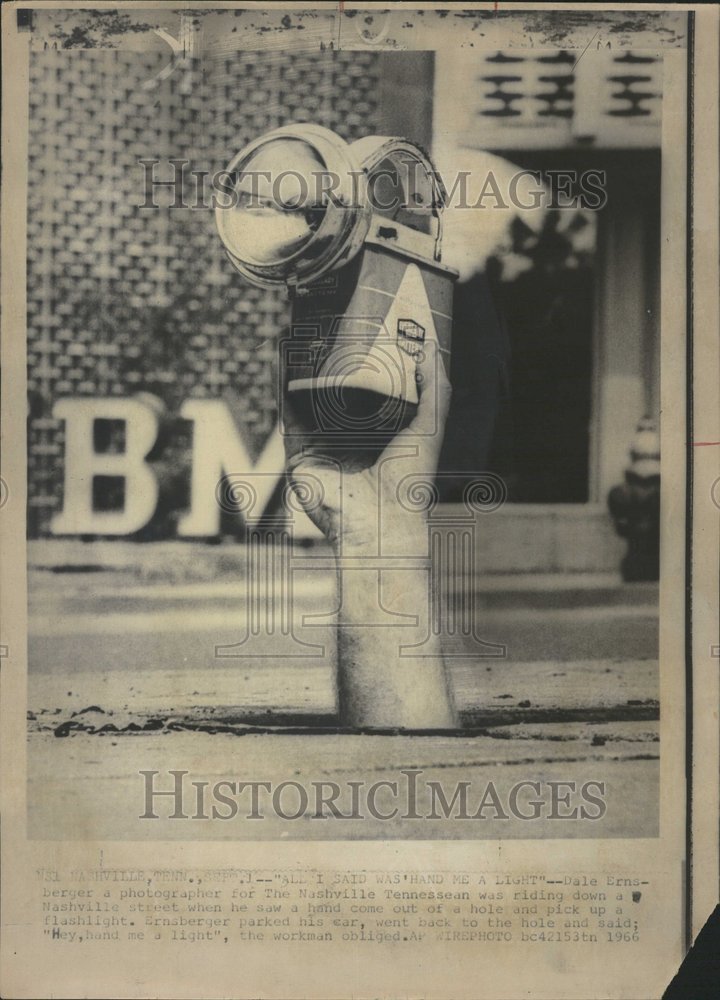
[
  {"x1": 455, "y1": 49, "x2": 662, "y2": 149},
  {"x1": 27, "y1": 48, "x2": 383, "y2": 535}
]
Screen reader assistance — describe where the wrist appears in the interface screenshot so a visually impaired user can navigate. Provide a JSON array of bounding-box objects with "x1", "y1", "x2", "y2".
[
  {"x1": 331, "y1": 521, "x2": 430, "y2": 561},
  {"x1": 334, "y1": 563, "x2": 433, "y2": 642}
]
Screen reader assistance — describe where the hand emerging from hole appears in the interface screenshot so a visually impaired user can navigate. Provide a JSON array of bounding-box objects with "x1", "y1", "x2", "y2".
[{"x1": 281, "y1": 342, "x2": 458, "y2": 731}]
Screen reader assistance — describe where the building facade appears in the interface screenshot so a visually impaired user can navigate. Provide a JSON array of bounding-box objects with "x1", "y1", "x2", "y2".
[{"x1": 26, "y1": 14, "x2": 664, "y2": 570}]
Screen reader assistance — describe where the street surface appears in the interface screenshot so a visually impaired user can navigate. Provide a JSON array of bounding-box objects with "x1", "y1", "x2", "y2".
[{"x1": 26, "y1": 547, "x2": 659, "y2": 840}]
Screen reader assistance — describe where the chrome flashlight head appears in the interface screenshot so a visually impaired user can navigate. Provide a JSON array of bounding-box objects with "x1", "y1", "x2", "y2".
[
  {"x1": 215, "y1": 123, "x2": 448, "y2": 288},
  {"x1": 216, "y1": 124, "x2": 371, "y2": 288}
]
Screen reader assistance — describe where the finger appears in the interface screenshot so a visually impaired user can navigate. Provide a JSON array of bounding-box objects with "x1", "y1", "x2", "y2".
[
  {"x1": 286, "y1": 450, "x2": 339, "y2": 479},
  {"x1": 415, "y1": 338, "x2": 452, "y2": 426},
  {"x1": 280, "y1": 396, "x2": 304, "y2": 455},
  {"x1": 286, "y1": 455, "x2": 343, "y2": 534},
  {"x1": 393, "y1": 339, "x2": 452, "y2": 470},
  {"x1": 280, "y1": 391, "x2": 320, "y2": 466}
]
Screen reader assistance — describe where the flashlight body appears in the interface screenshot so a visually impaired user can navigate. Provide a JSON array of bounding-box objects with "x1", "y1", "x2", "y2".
[{"x1": 285, "y1": 239, "x2": 456, "y2": 433}]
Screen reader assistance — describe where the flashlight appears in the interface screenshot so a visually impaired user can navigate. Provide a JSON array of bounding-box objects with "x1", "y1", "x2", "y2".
[{"x1": 215, "y1": 123, "x2": 457, "y2": 433}]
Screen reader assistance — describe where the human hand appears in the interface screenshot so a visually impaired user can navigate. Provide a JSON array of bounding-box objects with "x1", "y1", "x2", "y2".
[
  {"x1": 281, "y1": 339, "x2": 456, "y2": 729},
  {"x1": 282, "y1": 340, "x2": 452, "y2": 557}
]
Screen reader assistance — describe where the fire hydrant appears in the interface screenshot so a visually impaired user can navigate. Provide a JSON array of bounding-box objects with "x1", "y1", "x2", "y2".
[{"x1": 607, "y1": 417, "x2": 660, "y2": 582}]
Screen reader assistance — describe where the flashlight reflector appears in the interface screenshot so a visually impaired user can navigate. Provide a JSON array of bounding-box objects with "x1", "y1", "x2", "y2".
[
  {"x1": 220, "y1": 138, "x2": 326, "y2": 265},
  {"x1": 216, "y1": 124, "x2": 371, "y2": 288}
]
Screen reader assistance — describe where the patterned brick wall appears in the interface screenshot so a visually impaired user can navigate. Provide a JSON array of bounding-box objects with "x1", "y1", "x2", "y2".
[{"x1": 27, "y1": 47, "x2": 383, "y2": 535}]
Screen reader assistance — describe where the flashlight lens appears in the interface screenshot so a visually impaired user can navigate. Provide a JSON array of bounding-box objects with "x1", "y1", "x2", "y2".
[
  {"x1": 217, "y1": 124, "x2": 376, "y2": 287},
  {"x1": 223, "y1": 138, "x2": 327, "y2": 266}
]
